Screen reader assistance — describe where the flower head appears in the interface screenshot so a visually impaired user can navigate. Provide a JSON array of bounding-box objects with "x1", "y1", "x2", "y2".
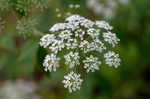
[
  {"x1": 62, "y1": 72, "x2": 83, "y2": 93},
  {"x1": 40, "y1": 14, "x2": 121, "y2": 92},
  {"x1": 104, "y1": 51, "x2": 121, "y2": 68},
  {"x1": 83, "y1": 55, "x2": 101, "y2": 72},
  {"x1": 64, "y1": 52, "x2": 80, "y2": 68},
  {"x1": 95, "y1": 21, "x2": 113, "y2": 30},
  {"x1": 49, "y1": 23, "x2": 68, "y2": 32},
  {"x1": 43, "y1": 54, "x2": 60, "y2": 72},
  {"x1": 39, "y1": 34, "x2": 55, "y2": 48},
  {"x1": 103, "y1": 31, "x2": 120, "y2": 47}
]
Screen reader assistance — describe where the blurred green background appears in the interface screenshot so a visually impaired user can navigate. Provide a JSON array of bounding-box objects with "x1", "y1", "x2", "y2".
[{"x1": 0, "y1": 0, "x2": 150, "y2": 99}]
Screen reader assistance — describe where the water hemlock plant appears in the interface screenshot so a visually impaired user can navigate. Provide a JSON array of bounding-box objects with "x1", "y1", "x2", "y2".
[{"x1": 39, "y1": 14, "x2": 121, "y2": 93}]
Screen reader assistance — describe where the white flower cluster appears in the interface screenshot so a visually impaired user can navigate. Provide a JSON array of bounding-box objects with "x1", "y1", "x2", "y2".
[
  {"x1": 64, "y1": 52, "x2": 80, "y2": 68},
  {"x1": 95, "y1": 21, "x2": 113, "y2": 30},
  {"x1": 83, "y1": 55, "x2": 101, "y2": 72},
  {"x1": 43, "y1": 54, "x2": 60, "y2": 72},
  {"x1": 39, "y1": 14, "x2": 121, "y2": 92},
  {"x1": 103, "y1": 31, "x2": 120, "y2": 47},
  {"x1": 62, "y1": 71, "x2": 83, "y2": 93},
  {"x1": 87, "y1": 0, "x2": 129, "y2": 18},
  {"x1": 104, "y1": 51, "x2": 121, "y2": 68}
]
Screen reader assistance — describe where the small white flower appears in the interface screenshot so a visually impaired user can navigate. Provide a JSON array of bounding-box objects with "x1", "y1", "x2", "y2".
[
  {"x1": 83, "y1": 55, "x2": 101, "y2": 72},
  {"x1": 80, "y1": 18, "x2": 94, "y2": 28},
  {"x1": 91, "y1": 40, "x2": 106, "y2": 53},
  {"x1": 87, "y1": 28, "x2": 100, "y2": 40},
  {"x1": 74, "y1": 29, "x2": 85, "y2": 40},
  {"x1": 64, "y1": 52, "x2": 80, "y2": 68},
  {"x1": 58, "y1": 30, "x2": 72, "y2": 41},
  {"x1": 39, "y1": 34, "x2": 55, "y2": 48},
  {"x1": 66, "y1": 14, "x2": 94, "y2": 28},
  {"x1": 49, "y1": 39, "x2": 65, "y2": 53},
  {"x1": 79, "y1": 40, "x2": 90, "y2": 53},
  {"x1": 103, "y1": 31, "x2": 120, "y2": 47},
  {"x1": 62, "y1": 72, "x2": 83, "y2": 93},
  {"x1": 104, "y1": 51, "x2": 121, "y2": 68},
  {"x1": 95, "y1": 21, "x2": 113, "y2": 30},
  {"x1": 49, "y1": 23, "x2": 68, "y2": 32},
  {"x1": 65, "y1": 14, "x2": 85, "y2": 23},
  {"x1": 79, "y1": 40, "x2": 106, "y2": 53},
  {"x1": 43, "y1": 54, "x2": 60, "y2": 72},
  {"x1": 65, "y1": 38, "x2": 78, "y2": 49}
]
